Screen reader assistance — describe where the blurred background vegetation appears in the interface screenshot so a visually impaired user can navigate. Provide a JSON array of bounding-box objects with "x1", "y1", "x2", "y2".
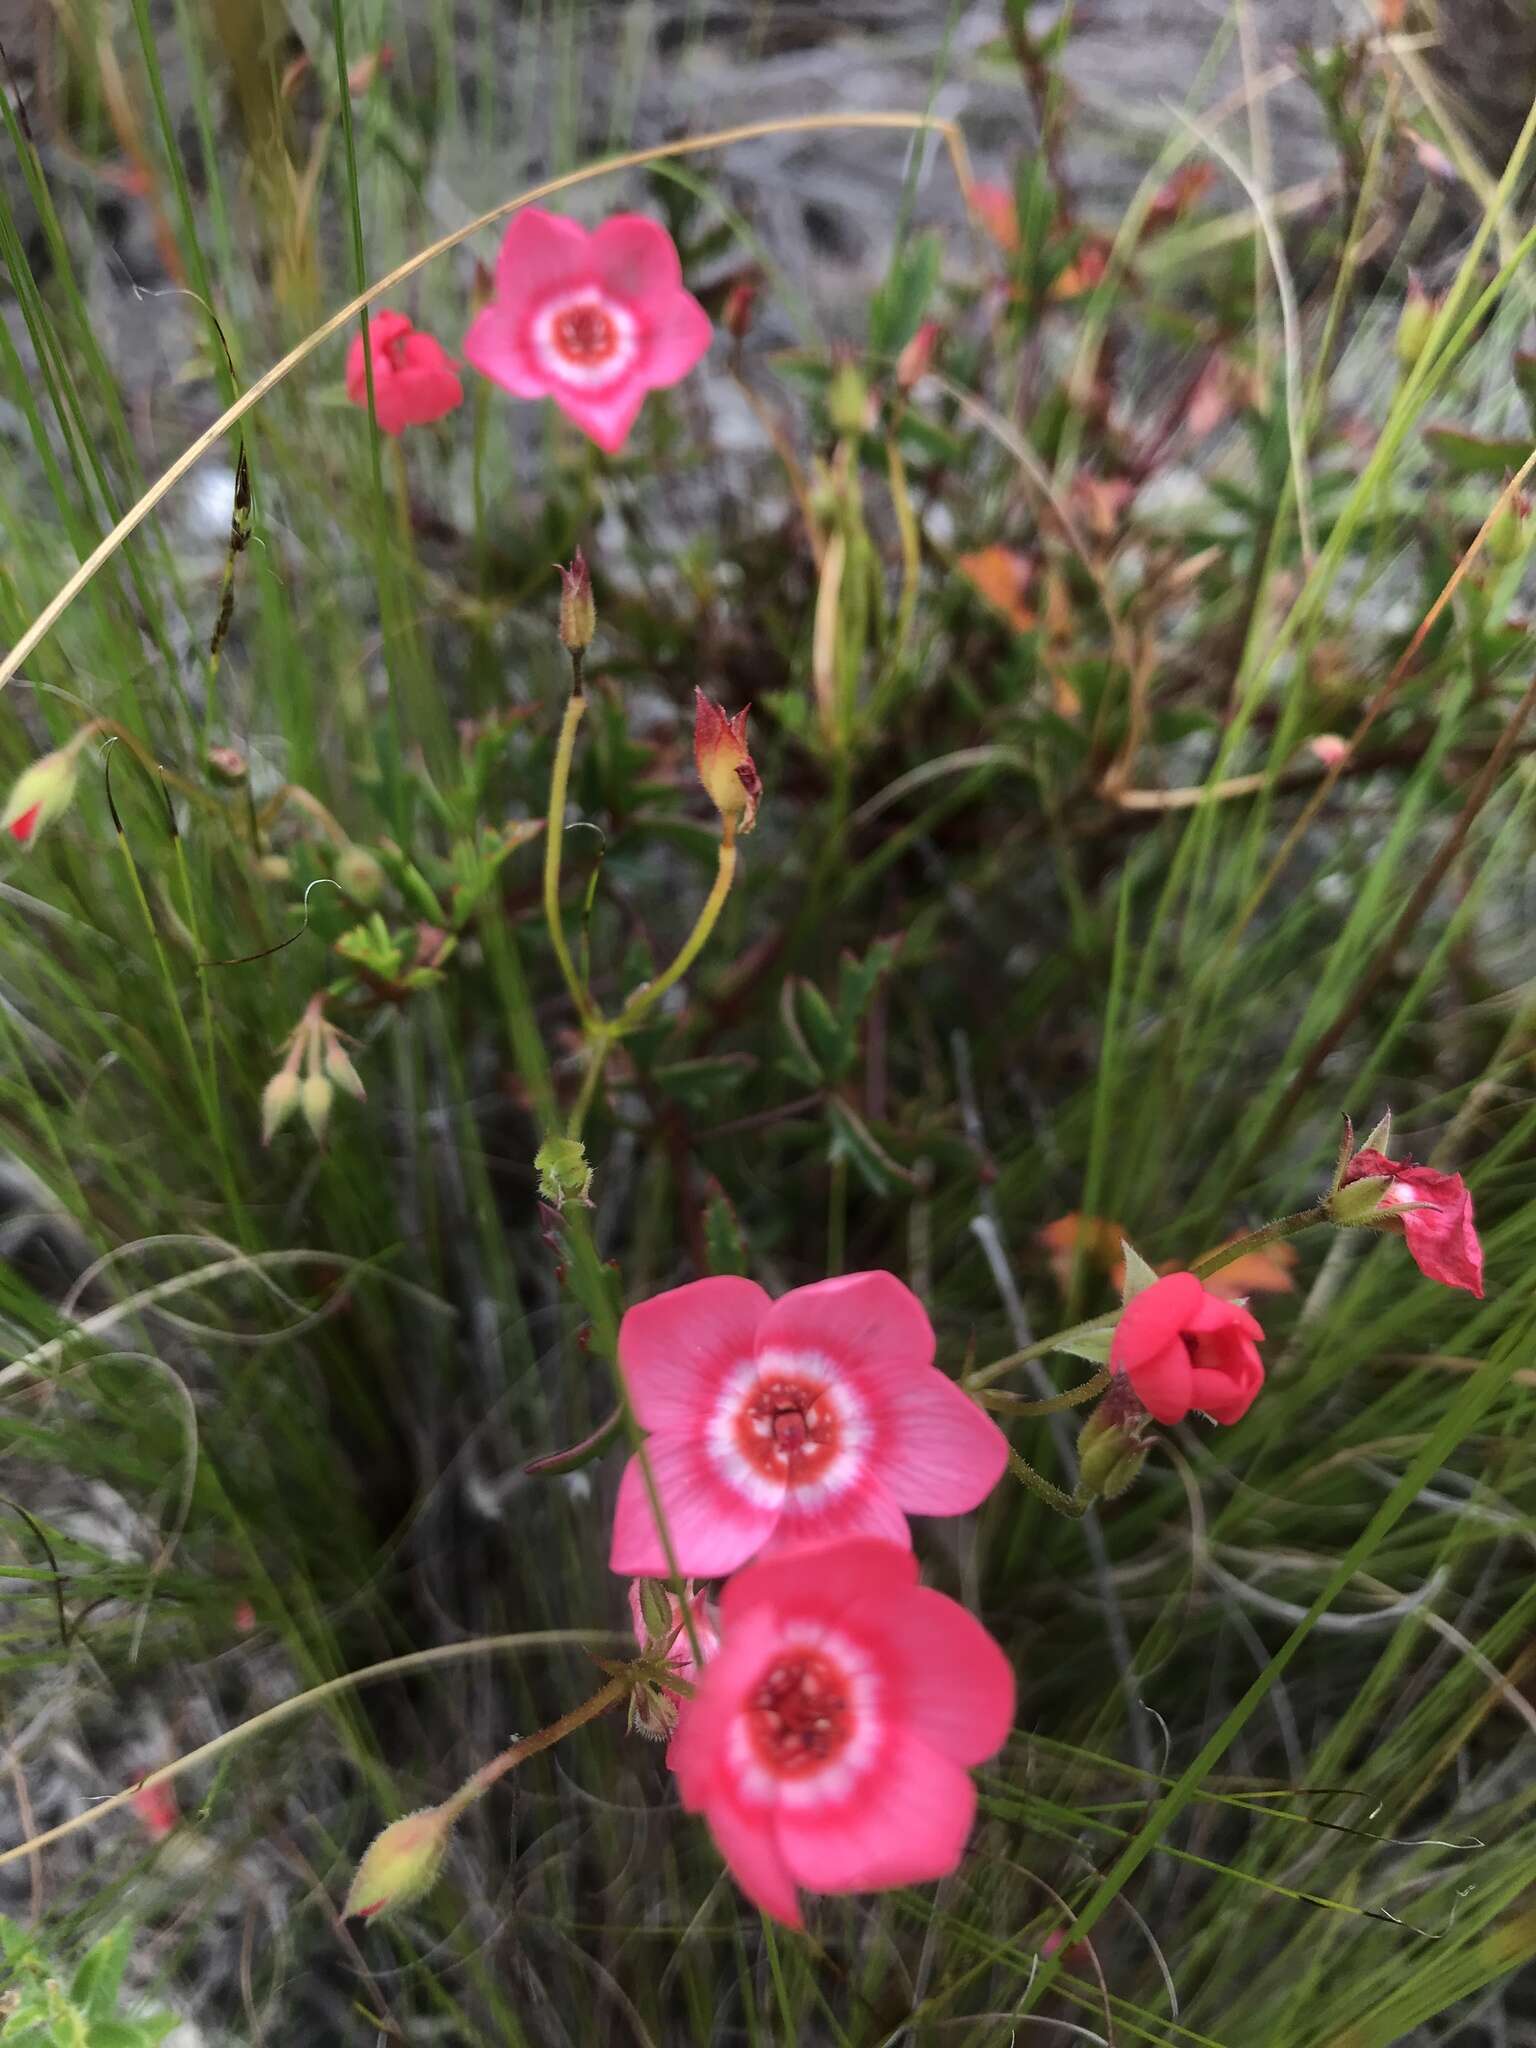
[{"x1": 0, "y1": 2, "x2": 1534, "y2": 2042}]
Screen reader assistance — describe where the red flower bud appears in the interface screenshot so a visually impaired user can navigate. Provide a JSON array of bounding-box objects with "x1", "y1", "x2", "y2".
[
  {"x1": 1108, "y1": 1272, "x2": 1265, "y2": 1426},
  {"x1": 693, "y1": 690, "x2": 761, "y2": 834}
]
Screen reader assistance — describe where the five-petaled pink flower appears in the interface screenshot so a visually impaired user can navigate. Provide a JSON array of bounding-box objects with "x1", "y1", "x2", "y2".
[
  {"x1": 608, "y1": 1273, "x2": 1008, "y2": 1578},
  {"x1": 671, "y1": 1538, "x2": 1012, "y2": 1926},
  {"x1": 1109, "y1": 1271, "x2": 1264, "y2": 1426},
  {"x1": 463, "y1": 210, "x2": 712, "y2": 453},
  {"x1": 1343, "y1": 1149, "x2": 1484, "y2": 1297},
  {"x1": 345, "y1": 310, "x2": 463, "y2": 435}
]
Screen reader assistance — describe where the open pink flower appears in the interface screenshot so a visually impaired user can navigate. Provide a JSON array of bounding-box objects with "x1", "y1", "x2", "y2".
[
  {"x1": 463, "y1": 210, "x2": 712, "y2": 453},
  {"x1": 608, "y1": 1273, "x2": 1007, "y2": 1578},
  {"x1": 345, "y1": 311, "x2": 463, "y2": 435},
  {"x1": 671, "y1": 1538, "x2": 1013, "y2": 1926},
  {"x1": 1109, "y1": 1272, "x2": 1264, "y2": 1426},
  {"x1": 1343, "y1": 1149, "x2": 1484, "y2": 1297},
  {"x1": 130, "y1": 1778, "x2": 179, "y2": 1841}
]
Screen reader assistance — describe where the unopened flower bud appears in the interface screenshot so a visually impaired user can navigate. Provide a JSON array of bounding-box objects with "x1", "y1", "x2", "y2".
[
  {"x1": 895, "y1": 321, "x2": 941, "y2": 393},
  {"x1": 257, "y1": 854, "x2": 292, "y2": 884},
  {"x1": 827, "y1": 358, "x2": 872, "y2": 439},
  {"x1": 300, "y1": 1073, "x2": 335, "y2": 1146},
  {"x1": 1487, "y1": 486, "x2": 1530, "y2": 566},
  {"x1": 205, "y1": 745, "x2": 249, "y2": 787},
  {"x1": 1076, "y1": 1404, "x2": 1149, "y2": 1501},
  {"x1": 636, "y1": 1578, "x2": 674, "y2": 1641},
  {"x1": 693, "y1": 690, "x2": 761, "y2": 834},
  {"x1": 324, "y1": 1037, "x2": 367, "y2": 1102},
  {"x1": 1326, "y1": 1173, "x2": 1393, "y2": 1226},
  {"x1": 557, "y1": 548, "x2": 596, "y2": 655},
  {"x1": 261, "y1": 1069, "x2": 302, "y2": 1146},
  {"x1": 722, "y1": 274, "x2": 759, "y2": 343},
  {"x1": 628, "y1": 1682, "x2": 679, "y2": 1743},
  {"x1": 344, "y1": 1804, "x2": 456, "y2": 1921},
  {"x1": 1396, "y1": 275, "x2": 1439, "y2": 370},
  {"x1": 336, "y1": 842, "x2": 386, "y2": 906},
  {"x1": 2, "y1": 744, "x2": 82, "y2": 849}
]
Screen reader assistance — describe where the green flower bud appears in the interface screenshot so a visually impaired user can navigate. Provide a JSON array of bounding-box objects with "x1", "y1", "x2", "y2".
[
  {"x1": 261, "y1": 1069, "x2": 302, "y2": 1146},
  {"x1": 2, "y1": 744, "x2": 82, "y2": 849},
  {"x1": 324, "y1": 1038, "x2": 367, "y2": 1102},
  {"x1": 1327, "y1": 1174, "x2": 1392, "y2": 1225},
  {"x1": 557, "y1": 549, "x2": 596, "y2": 655},
  {"x1": 344, "y1": 1805, "x2": 455, "y2": 1921},
  {"x1": 1076, "y1": 1396, "x2": 1149, "y2": 1501},
  {"x1": 535, "y1": 1135, "x2": 593, "y2": 1210},
  {"x1": 336, "y1": 842, "x2": 386, "y2": 907},
  {"x1": 300, "y1": 1073, "x2": 335, "y2": 1146}
]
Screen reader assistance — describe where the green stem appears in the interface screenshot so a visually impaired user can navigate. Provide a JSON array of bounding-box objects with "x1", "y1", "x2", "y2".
[
  {"x1": 568, "y1": 1031, "x2": 613, "y2": 1137},
  {"x1": 977, "y1": 1366, "x2": 1110, "y2": 1417},
  {"x1": 1007, "y1": 1447, "x2": 1089, "y2": 1519},
  {"x1": 1190, "y1": 1206, "x2": 1326, "y2": 1278},
  {"x1": 967, "y1": 1311, "x2": 1118, "y2": 1392},
  {"x1": 445, "y1": 1674, "x2": 630, "y2": 1817},
  {"x1": 612, "y1": 821, "x2": 738, "y2": 1035},
  {"x1": 543, "y1": 691, "x2": 597, "y2": 1026}
]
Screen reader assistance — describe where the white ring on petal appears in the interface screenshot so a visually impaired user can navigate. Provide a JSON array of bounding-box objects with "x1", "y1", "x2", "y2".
[
  {"x1": 726, "y1": 1625, "x2": 884, "y2": 1810},
  {"x1": 528, "y1": 287, "x2": 641, "y2": 391},
  {"x1": 703, "y1": 1347, "x2": 873, "y2": 1513}
]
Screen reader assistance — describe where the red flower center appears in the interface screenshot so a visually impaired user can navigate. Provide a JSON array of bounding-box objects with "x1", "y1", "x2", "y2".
[
  {"x1": 735, "y1": 1376, "x2": 839, "y2": 1485},
  {"x1": 554, "y1": 302, "x2": 618, "y2": 365},
  {"x1": 382, "y1": 332, "x2": 410, "y2": 372},
  {"x1": 748, "y1": 1649, "x2": 853, "y2": 1776}
]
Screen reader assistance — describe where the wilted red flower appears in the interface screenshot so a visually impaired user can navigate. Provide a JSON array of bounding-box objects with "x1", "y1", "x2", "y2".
[
  {"x1": 345, "y1": 310, "x2": 463, "y2": 434},
  {"x1": 608, "y1": 1273, "x2": 1007, "y2": 1578},
  {"x1": 693, "y1": 690, "x2": 761, "y2": 834},
  {"x1": 670, "y1": 1538, "x2": 1013, "y2": 1926},
  {"x1": 1198, "y1": 1239, "x2": 1298, "y2": 1301},
  {"x1": 1341, "y1": 1150, "x2": 1484, "y2": 1297},
  {"x1": 464, "y1": 210, "x2": 712, "y2": 453},
  {"x1": 969, "y1": 180, "x2": 1019, "y2": 254},
  {"x1": 1038, "y1": 1213, "x2": 1126, "y2": 1293},
  {"x1": 1109, "y1": 1272, "x2": 1265, "y2": 1426}
]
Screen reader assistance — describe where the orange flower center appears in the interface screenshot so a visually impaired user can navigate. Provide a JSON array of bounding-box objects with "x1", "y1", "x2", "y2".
[
  {"x1": 554, "y1": 303, "x2": 618, "y2": 365},
  {"x1": 735, "y1": 1376, "x2": 839, "y2": 1485},
  {"x1": 749, "y1": 1651, "x2": 853, "y2": 1775}
]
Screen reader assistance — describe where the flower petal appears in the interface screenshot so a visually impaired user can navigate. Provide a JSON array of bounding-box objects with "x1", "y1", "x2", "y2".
[
  {"x1": 707, "y1": 1793, "x2": 803, "y2": 1926},
  {"x1": 671, "y1": 1604, "x2": 785, "y2": 1809},
  {"x1": 755, "y1": 1474, "x2": 912, "y2": 1560},
  {"x1": 879, "y1": 1587, "x2": 1015, "y2": 1764},
  {"x1": 609, "y1": 1436, "x2": 781, "y2": 1578},
  {"x1": 617, "y1": 1276, "x2": 771, "y2": 1433},
  {"x1": 589, "y1": 213, "x2": 685, "y2": 301},
  {"x1": 758, "y1": 1272, "x2": 937, "y2": 1396},
  {"x1": 877, "y1": 1371, "x2": 1008, "y2": 1515},
  {"x1": 773, "y1": 1730, "x2": 977, "y2": 1896},
  {"x1": 1124, "y1": 1336, "x2": 1193, "y2": 1423},
  {"x1": 718, "y1": 1536, "x2": 918, "y2": 1635},
  {"x1": 636, "y1": 290, "x2": 713, "y2": 388},
  {"x1": 463, "y1": 304, "x2": 558, "y2": 399},
  {"x1": 549, "y1": 378, "x2": 650, "y2": 453},
  {"x1": 492, "y1": 208, "x2": 590, "y2": 304},
  {"x1": 1111, "y1": 1272, "x2": 1205, "y2": 1366}
]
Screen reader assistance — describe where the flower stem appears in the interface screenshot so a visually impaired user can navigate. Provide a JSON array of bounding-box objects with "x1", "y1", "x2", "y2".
[
  {"x1": 443, "y1": 1673, "x2": 630, "y2": 1819},
  {"x1": 1007, "y1": 1447, "x2": 1089, "y2": 1519},
  {"x1": 1190, "y1": 1206, "x2": 1327, "y2": 1278},
  {"x1": 543, "y1": 689, "x2": 598, "y2": 1027},
  {"x1": 611, "y1": 819, "x2": 738, "y2": 1036},
  {"x1": 977, "y1": 1366, "x2": 1110, "y2": 1417}
]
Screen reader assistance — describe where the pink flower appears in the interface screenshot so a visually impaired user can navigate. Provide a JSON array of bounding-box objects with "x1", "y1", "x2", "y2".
[
  {"x1": 671, "y1": 1539, "x2": 1013, "y2": 1926},
  {"x1": 345, "y1": 311, "x2": 463, "y2": 435},
  {"x1": 463, "y1": 210, "x2": 712, "y2": 453},
  {"x1": 1308, "y1": 733, "x2": 1350, "y2": 768},
  {"x1": 969, "y1": 180, "x2": 1019, "y2": 254},
  {"x1": 608, "y1": 1273, "x2": 1008, "y2": 1578},
  {"x1": 130, "y1": 1778, "x2": 179, "y2": 1841},
  {"x1": 1343, "y1": 1149, "x2": 1484, "y2": 1297},
  {"x1": 1109, "y1": 1272, "x2": 1265, "y2": 1426}
]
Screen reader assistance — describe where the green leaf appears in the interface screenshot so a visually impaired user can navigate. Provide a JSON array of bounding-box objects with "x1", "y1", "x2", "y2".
[
  {"x1": 72, "y1": 1923, "x2": 132, "y2": 2016},
  {"x1": 1052, "y1": 1325, "x2": 1116, "y2": 1366},
  {"x1": 835, "y1": 937, "x2": 899, "y2": 1037},
  {"x1": 704, "y1": 1187, "x2": 748, "y2": 1276},
  {"x1": 651, "y1": 1053, "x2": 758, "y2": 1110},
  {"x1": 1119, "y1": 1240, "x2": 1160, "y2": 1301},
  {"x1": 795, "y1": 981, "x2": 853, "y2": 1082},
  {"x1": 1422, "y1": 423, "x2": 1533, "y2": 476},
  {"x1": 868, "y1": 232, "x2": 942, "y2": 361}
]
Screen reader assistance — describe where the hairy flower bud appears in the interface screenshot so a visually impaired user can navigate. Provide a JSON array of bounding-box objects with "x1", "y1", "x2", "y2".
[
  {"x1": 895, "y1": 321, "x2": 941, "y2": 393},
  {"x1": 1076, "y1": 1383, "x2": 1150, "y2": 1501},
  {"x1": 344, "y1": 1805, "x2": 455, "y2": 1921},
  {"x1": 261, "y1": 1069, "x2": 302, "y2": 1146},
  {"x1": 300, "y1": 1073, "x2": 335, "y2": 1146},
  {"x1": 324, "y1": 1038, "x2": 367, "y2": 1102},
  {"x1": 2, "y1": 744, "x2": 82, "y2": 849},
  {"x1": 1396, "y1": 275, "x2": 1438, "y2": 370},
  {"x1": 535, "y1": 1134, "x2": 593, "y2": 1210},
  {"x1": 557, "y1": 548, "x2": 596, "y2": 655},
  {"x1": 205, "y1": 744, "x2": 249, "y2": 787},
  {"x1": 336, "y1": 842, "x2": 386, "y2": 906},
  {"x1": 1327, "y1": 1173, "x2": 1393, "y2": 1226},
  {"x1": 693, "y1": 690, "x2": 761, "y2": 834}
]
